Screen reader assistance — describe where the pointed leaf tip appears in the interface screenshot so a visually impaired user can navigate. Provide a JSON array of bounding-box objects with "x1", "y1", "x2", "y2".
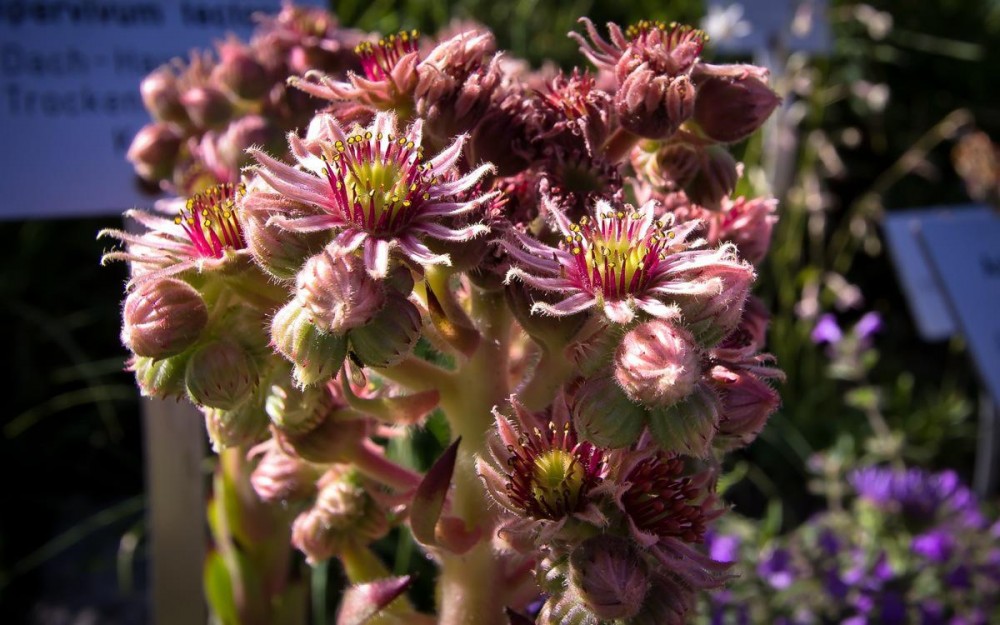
[
  {"x1": 410, "y1": 437, "x2": 461, "y2": 547},
  {"x1": 336, "y1": 575, "x2": 413, "y2": 625}
]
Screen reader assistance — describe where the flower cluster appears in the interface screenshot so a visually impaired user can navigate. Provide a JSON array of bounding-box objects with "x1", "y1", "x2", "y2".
[
  {"x1": 701, "y1": 466, "x2": 1000, "y2": 624},
  {"x1": 127, "y1": 4, "x2": 363, "y2": 196},
  {"x1": 104, "y1": 6, "x2": 784, "y2": 624}
]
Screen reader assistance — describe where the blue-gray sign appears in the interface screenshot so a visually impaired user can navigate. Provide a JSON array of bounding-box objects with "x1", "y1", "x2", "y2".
[
  {"x1": 915, "y1": 209, "x2": 1000, "y2": 405},
  {"x1": 0, "y1": 0, "x2": 321, "y2": 219}
]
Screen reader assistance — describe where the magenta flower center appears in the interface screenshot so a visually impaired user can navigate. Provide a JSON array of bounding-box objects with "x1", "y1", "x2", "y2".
[
  {"x1": 566, "y1": 210, "x2": 673, "y2": 301},
  {"x1": 175, "y1": 182, "x2": 246, "y2": 258},
  {"x1": 354, "y1": 30, "x2": 420, "y2": 81},
  {"x1": 622, "y1": 455, "x2": 709, "y2": 542},
  {"x1": 322, "y1": 131, "x2": 435, "y2": 236}
]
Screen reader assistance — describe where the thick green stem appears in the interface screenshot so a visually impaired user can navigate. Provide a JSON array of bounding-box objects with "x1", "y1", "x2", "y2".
[
  {"x1": 375, "y1": 356, "x2": 456, "y2": 395},
  {"x1": 516, "y1": 343, "x2": 578, "y2": 412},
  {"x1": 436, "y1": 288, "x2": 512, "y2": 625}
]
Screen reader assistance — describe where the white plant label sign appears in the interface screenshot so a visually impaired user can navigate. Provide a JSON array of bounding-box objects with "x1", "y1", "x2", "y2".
[{"x1": 0, "y1": 0, "x2": 320, "y2": 219}]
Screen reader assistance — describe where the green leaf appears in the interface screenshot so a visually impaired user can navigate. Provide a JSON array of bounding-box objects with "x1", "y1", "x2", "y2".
[
  {"x1": 409, "y1": 437, "x2": 460, "y2": 547},
  {"x1": 204, "y1": 551, "x2": 238, "y2": 625},
  {"x1": 647, "y1": 386, "x2": 720, "y2": 457}
]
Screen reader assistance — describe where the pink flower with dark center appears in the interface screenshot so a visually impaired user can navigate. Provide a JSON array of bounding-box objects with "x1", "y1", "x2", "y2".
[
  {"x1": 250, "y1": 112, "x2": 494, "y2": 278},
  {"x1": 618, "y1": 452, "x2": 721, "y2": 544},
  {"x1": 478, "y1": 396, "x2": 607, "y2": 545},
  {"x1": 100, "y1": 182, "x2": 248, "y2": 287},
  {"x1": 504, "y1": 198, "x2": 730, "y2": 324}
]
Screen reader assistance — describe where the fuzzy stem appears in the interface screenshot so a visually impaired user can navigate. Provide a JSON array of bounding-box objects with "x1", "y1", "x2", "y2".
[
  {"x1": 515, "y1": 343, "x2": 578, "y2": 412},
  {"x1": 375, "y1": 356, "x2": 456, "y2": 395},
  {"x1": 349, "y1": 439, "x2": 423, "y2": 491},
  {"x1": 435, "y1": 287, "x2": 512, "y2": 625},
  {"x1": 602, "y1": 126, "x2": 641, "y2": 165}
]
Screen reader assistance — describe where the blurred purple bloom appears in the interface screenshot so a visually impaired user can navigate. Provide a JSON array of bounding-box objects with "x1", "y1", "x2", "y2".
[
  {"x1": 758, "y1": 547, "x2": 797, "y2": 589},
  {"x1": 848, "y1": 466, "x2": 980, "y2": 521},
  {"x1": 854, "y1": 311, "x2": 882, "y2": 341},
  {"x1": 913, "y1": 530, "x2": 955, "y2": 563},
  {"x1": 811, "y1": 313, "x2": 843, "y2": 344},
  {"x1": 707, "y1": 533, "x2": 741, "y2": 563}
]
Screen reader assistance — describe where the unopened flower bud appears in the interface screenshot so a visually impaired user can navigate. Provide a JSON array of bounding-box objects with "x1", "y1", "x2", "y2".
[
  {"x1": 218, "y1": 115, "x2": 284, "y2": 171},
  {"x1": 274, "y1": 410, "x2": 368, "y2": 464},
  {"x1": 632, "y1": 140, "x2": 700, "y2": 189},
  {"x1": 265, "y1": 378, "x2": 336, "y2": 435},
  {"x1": 614, "y1": 319, "x2": 701, "y2": 407},
  {"x1": 250, "y1": 443, "x2": 320, "y2": 504},
  {"x1": 571, "y1": 373, "x2": 646, "y2": 449},
  {"x1": 710, "y1": 366, "x2": 780, "y2": 450},
  {"x1": 121, "y1": 278, "x2": 207, "y2": 358},
  {"x1": 130, "y1": 353, "x2": 190, "y2": 399},
  {"x1": 568, "y1": 536, "x2": 649, "y2": 620},
  {"x1": 140, "y1": 67, "x2": 187, "y2": 124},
  {"x1": 616, "y1": 71, "x2": 696, "y2": 140},
  {"x1": 297, "y1": 249, "x2": 386, "y2": 335},
  {"x1": 646, "y1": 384, "x2": 720, "y2": 457},
  {"x1": 676, "y1": 250, "x2": 754, "y2": 346},
  {"x1": 347, "y1": 294, "x2": 421, "y2": 368},
  {"x1": 684, "y1": 145, "x2": 740, "y2": 209},
  {"x1": 291, "y1": 468, "x2": 389, "y2": 563},
  {"x1": 202, "y1": 400, "x2": 269, "y2": 451},
  {"x1": 127, "y1": 123, "x2": 182, "y2": 182},
  {"x1": 693, "y1": 74, "x2": 781, "y2": 144},
  {"x1": 212, "y1": 41, "x2": 269, "y2": 101},
  {"x1": 241, "y1": 195, "x2": 330, "y2": 281},
  {"x1": 716, "y1": 196, "x2": 778, "y2": 265},
  {"x1": 185, "y1": 339, "x2": 259, "y2": 410},
  {"x1": 181, "y1": 86, "x2": 233, "y2": 129},
  {"x1": 271, "y1": 299, "x2": 348, "y2": 387}
]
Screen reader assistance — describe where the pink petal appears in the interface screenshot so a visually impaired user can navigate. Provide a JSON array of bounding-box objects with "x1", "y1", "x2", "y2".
[
  {"x1": 531, "y1": 293, "x2": 596, "y2": 317},
  {"x1": 251, "y1": 149, "x2": 333, "y2": 209}
]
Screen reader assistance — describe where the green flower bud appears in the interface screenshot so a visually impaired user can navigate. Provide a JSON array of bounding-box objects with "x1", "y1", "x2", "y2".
[
  {"x1": 265, "y1": 379, "x2": 335, "y2": 435},
  {"x1": 271, "y1": 299, "x2": 348, "y2": 387},
  {"x1": 646, "y1": 384, "x2": 720, "y2": 457},
  {"x1": 131, "y1": 353, "x2": 190, "y2": 399},
  {"x1": 203, "y1": 400, "x2": 269, "y2": 451},
  {"x1": 347, "y1": 294, "x2": 421, "y2": 368},
  {"x1": 571, "y1": 373, "x2": 646, "y2": 449},
  {"x1": 122, "y1": 278, "x2": 207, "y2": 359},
  {"x1": 185, "y1": 339, "x2": 259, "y2": 410}
]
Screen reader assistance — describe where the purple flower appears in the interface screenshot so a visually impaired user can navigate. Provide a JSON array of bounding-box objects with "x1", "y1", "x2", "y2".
[
  {"x1": 811, "y1": 313, "x2": 843, "y2": 344},
  {"x1": 758, "y1": 547, "x2": 796, "y2": 589},
  {"x1": 707, "y1": 533, "x2": 741, "y2": 563},
  {"x1": 848, "y1": 466, "x2": 980, "y2": 522},
  {"x1": 913, "y1": 530, "x2": 955, "y2": 563},
  {"x1": 854, "y1": 311, "x2": 882, "y2": 342}
]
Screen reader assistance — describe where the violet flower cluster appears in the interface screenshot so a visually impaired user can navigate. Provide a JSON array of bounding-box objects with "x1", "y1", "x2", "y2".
[
  {"x1": 702, "y1": 466, "x2": 1000, "y2": 625},
  {"x1": 102, "y1": 6, "x2": 784, "y2": 624}
]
